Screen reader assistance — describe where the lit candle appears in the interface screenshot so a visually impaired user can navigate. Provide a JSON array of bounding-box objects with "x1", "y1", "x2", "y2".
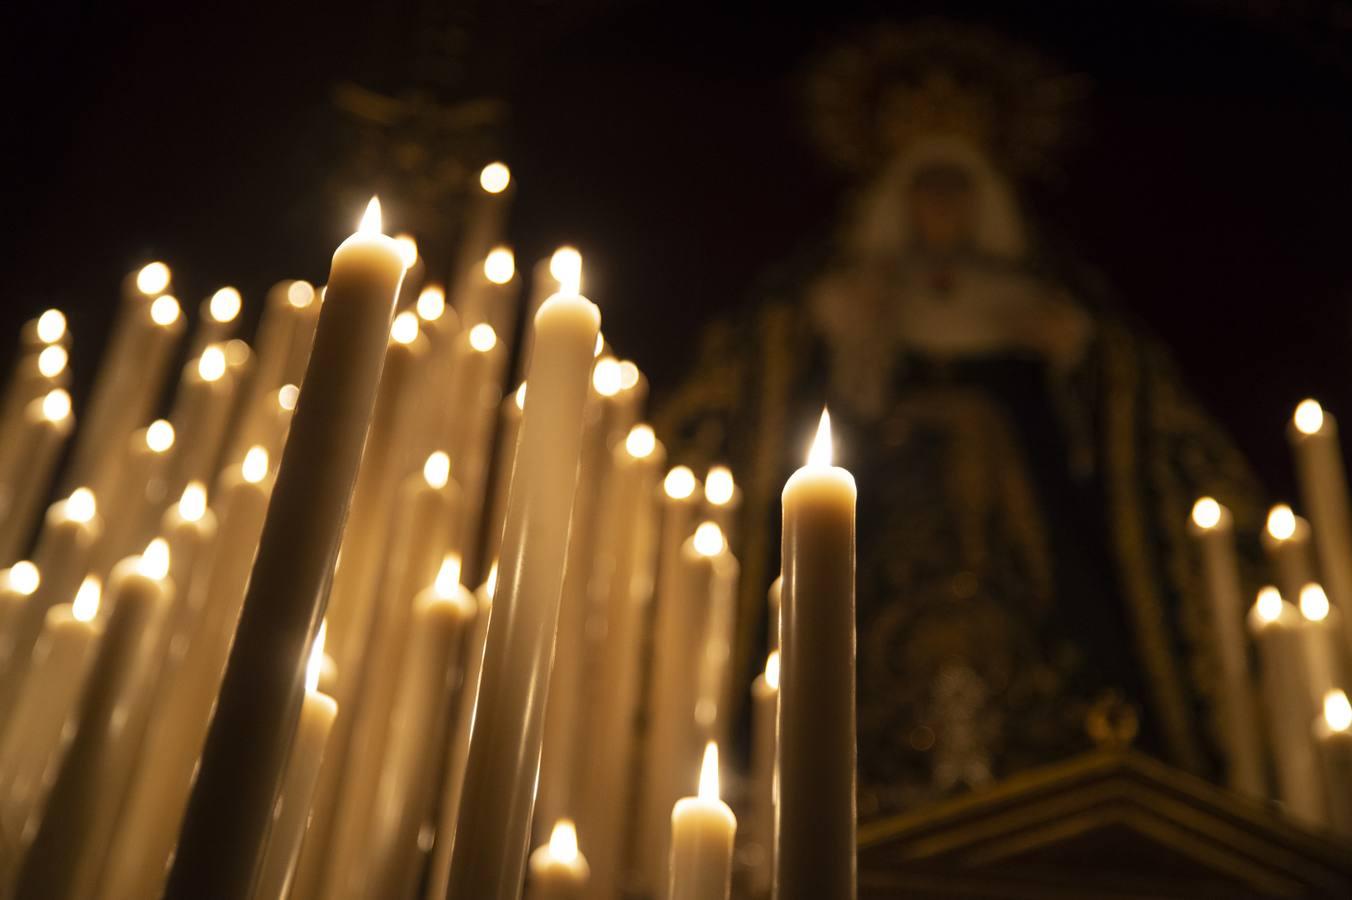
[
  {"x1": 191, "y1": 286, "x2": 244, "y2": 355},
  {"x1": 456, "y1": 162, "x2": 515, "y2": 290},
  {"x1": 668, "y1": 742, "x2": 736, "y2": 900},
  {"x1": 167, "y1": 343, "x2": 239, "y2": 498},
  {"x1": 767, "y1": 575, "x2": 782, "y2": 654},
  {"x1": 19, "y1": 307, "x2": 69, "y2": 351},
  {"x1": 1289, "y1": 399, "x2": 1352, "y2": 653},
  {"x1": 445, "y1": 322, "x2": 507, "y2": 582},
  {"x1": 748, "y1": 649, "x2": 779, "y2": 896},
  {"x1": 252, "y1": 626, "x2": 339, "y2": 900},
  {"x1": 482, "y1": 382, "x2": 526, "y2": 569},
  {"x1": 1315, "y1": 690, "x2": 1352, "y2": 835},
  {"x1": 457, "y1": 247, "x2": 518, "y2": 337},
  {"x1": 514, "y1": 247, "x2": 577, "y2": 383},
  {"x1": 0, "y1": 389, "x2": 75, "y2": 563},
  {"x1": 526, "y1": 819, "x2": 590, "y2": 900},
  {"x1": 1296, "y1": 583, "x2": 1347, "y2": 706},
  {"x1": 412, "y1": 283, "x2": 462, "y2": 462},
  {"x1": 442, "y1": 291, "x2": 600, "y2": 900},
  {"x1": 93, "y1": 420, "x2": 176, "y2": 576},
  {"x1": 1186, "y1": 497, "x2": 1266, "y2": 796},
  {"x1": 0, "y1": 561, "x2": 41, "y2": 669},
  {"x1": 160, "y1": 481, "x2": 219, "y2": 649},
  {"x1": 165, "y1": 198, "x2": 405, "y2": 899},
  {"x1": 1261, "y1": 503, "x2": 1317, "y2": 604},
  {"x1": 777, "y1": 410, "x2": 856, "y2": 900},
  {"x1": 703, "y1": 465, "x2": 740, "y2": 542},
  {"x1": 0, "y1": 342, "x2": 69, "y2": 448},
  {"x1": 700, "y1": 542, "x2": 741, "y2": 750}
]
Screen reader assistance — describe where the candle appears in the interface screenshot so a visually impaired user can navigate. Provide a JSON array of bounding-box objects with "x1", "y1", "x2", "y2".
[
  {"x1": 442, "y1": 291, "x2": 600, "y2": 900},
  {"x1": 1261, "y1": 504, "x2": 1317, "y2": 604},
  {"x1": 164, "y1": 197, "x2": 405, "y2": 899},
  {"x1": 252, "y1": 627, "x2": 339, "y2": 900},
  {"x1": 160, "y1": 481, "x2": 219, "y2": 649},
  {"x1": 1296, "y1": 583, "x2": 1347, "y2": 705},
  {"x1": 777, "y1": 410, "x2": 856, "y2": 900},
  {"x1": 167, "y1": 344, "x2": 239, "y2": 498},
  {"x1": 767, "y1": 575, "x2": 782, "y2": 654},
  {"x1": 444, "y1": 322, "x2": 507, "y2": 582},
  {"x1": 0, "y1": 343, "x2": 69, "y2": 447},
  {"x1": 15, "y1": 541, "x2": 175, "y2": 900},
  {"x1": 91, "y1": 419, "x2": 176, "y2": 579},
  {"x1": 703, "y1": 465, "x2": 741, "y2": 543},
  {"x1": 526, "y1": 820, "x2": 590, "y2": 900},
  {"x1": 456, "y1": 162, "x2": 514, "y2": 277},
  {"x1": 1248, "y1": 587, "x2": 1325, "y2": 824},
  {"x1": 749, "y1": 650, "x2": 780, "y2": 896},
  {"x1": 191, "y1": 286, "x2": 244, "y2": 356},
  {"x1": 0, "y1": 561, "x2": 42, "y2": 670},
  {"x1": 482, "y1": 382, "x2": 525, "y2": 569},
  {"x1": 412, "y1": 284, "x2": 461, "y2": 462},
  {"x1": 1186, "y1": 497, "x2": 1266, "y2": 796},
  {"x1": 1315, "y1": 690, "x2": 1352, "y2": 835},
  {"x1": 457, "y1": 247, "x2": 519, "y2": 337},
  {"x1": 0, "y1": 389, "x2": 75, "y2": 563},
  {"x1": 1289, "y1": 399, "x2": 1352, "y2": 654},
  {"x1": 513, "y1": 248, "x2": 577, "y2": 383},
  {"x1": 700, "y1": 543, "x2": 741, "y2": 749},
  {"x1": 668, "y1": 742, "x2": 736, "y2": 900}
]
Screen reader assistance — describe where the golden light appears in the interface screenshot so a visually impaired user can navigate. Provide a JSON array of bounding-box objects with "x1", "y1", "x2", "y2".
[
  {"x1": 1255, "y1": 586, "x2": 1284, "y2": 623},
  {"x1": 225, "y1": 339, "x2": 250, "y2": 367},
  {"x1": 1294, "y1": 399, "x2": 1325, "y2": 436},
  {"x1": 469, "y1": 323, "x2": 498, "y2": 353},
  {"x1": 664, "y1": 466, "x2": 696, "y2": 500},
  {"x1": 765, "y1": 651, "x2": 780, "y2": 690},
  {"x1": 1266, "y1": 504, "x2": 1297, "y2": 541},
  {"x1": 36, "y1": 309, "x2": 66, "y2": 344},
  {"x1": 550, "y1": 246, "x2": 582, "y2": 294},
  {"x1": 1325, "y1": 690, "x2": 1352, "y2": 733},
  {"x1": 479, "y1": 162, "x2": 511, "y2": 195},
  {"x1": 484, "y1": 247, "x2": 516, "y2": 284},
  {"x1": 150, "y1": 295, "x2": 181, "y2": 327},
  {"x1": 209, "y1": 287, "x2": 242, "y2": 323},
  {"x1": 37, "y1": 345, "x2": 67, "y2": 378},
  {"x1": 1190, "y1": 497, "x2": 1222, "y2": 530},
  {"x1": 594, "y1": 333, "x2": 604, "y2": 358},
  {"x1": 8, "y1": 561, "x2": 39, "y2": 596},
  {"x1": 394, "y1": 233, "x2": 419, "y2": 269},
  {"x1": 66, "y1": 488, "x2": 97, "y2": 524},
  {"x1": 424, "y1": 451, "x2": 451, "y2": 489},
  {"x1": 625, "y1": 425, "x2": 656, "y2": 459},
  {"x1": 435, "y1": 554, "x2": 463, "y2": 597},
  {"x1": 514, "y1": 382, "x2": 527, "y2": 410},
  {"x1": 41, "y1": 389, "x2": 71, "y2": 423},
  {"x1": 619, "y1": 361, "x2": 640, "y2": 391},
  {"x1": 417, "y1": 286, "x2": 446, "y2": 322},
  {"x1": 146, "y1": 420, "x2": 175, "y2": 453},
  {"x1": 808, "y1": 408, "x2": 833, "y2": 467},
  {"x1": 306, "y1": 621, "x2": 327, "y2": 694},
  {"x1": 1300, "y1": 583, "x2": 1331, "y2": 622},
  {"x1": 358, "y1": 196, "x2": 383, "y2": 235},
  {"x1": 705, "y1": 466, "x2": 735, "y2": 506},
  {"x1": 179, "y1": 482, "x2": 208, "y2": 523},
  {"x1": 72, "y1": 577, "x2": 101, "y2": 623},
  {"x1": 391, "y1": 311, "x2": 420, "y2": 345},
  {"x1": 592, "y1": 357, "x2": 623, "y2": 397},
  {"x1": 198, "y1": 345, "x2": 227, "y2": 382},
  {"x1": 698, "y1": 742, "x2": 721, "y2": 801},
  {"x1": 278, "y1": 384, "x2": 300, "y2": 411},
  {"x1": 136, "y1": 261, "x2": 171, "y2": 296},
  {"x1": 693, "y1": 522, "x2": 725, "y2": 557},
  {"x1": 486, "y1": 561, "x2": 499, "y2": 600},
  {"x1": 242, "y1": 446, "x2": 270, "y2": 484},
  {"x1": 287, "y1": 280, "x2": 316, "y2": 309},
  {"x1": 548, "y1": 819, "x2": 579, "y2": 864},
  {"x1": 140, "y1": 538, "x2": 171, "y2": 580}
]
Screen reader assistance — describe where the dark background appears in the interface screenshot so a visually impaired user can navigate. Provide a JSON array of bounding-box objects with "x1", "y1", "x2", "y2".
[{"x1": 3, "y1": 0, "x2": 1352, "y2": 501}]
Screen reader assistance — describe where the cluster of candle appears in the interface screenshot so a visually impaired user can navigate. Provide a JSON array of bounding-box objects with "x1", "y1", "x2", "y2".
[
  {"x1": 0, "y1": 161, "x2": 857, "y2": 900},
  {"x1": 1191, "y1": 397, "x2": 1352, "y2": 834}
]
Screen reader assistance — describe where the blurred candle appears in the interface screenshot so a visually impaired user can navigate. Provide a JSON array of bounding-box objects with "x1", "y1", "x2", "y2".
[
  {"x1": 92, "y1": 419, "x2": 176, "y2": 578},
  {"x1": 749, "y1": 650, "x2": 780, "y2": 897},
  {"x1": 1315, "y1": 689, "x2": 1352, "y2": 835},
  {"x1": 703, "y1": 465, "x2": 741, "y2": 542},
  {"x1": 767, "y1": 575, "x2": 782, "y2": 654},
  {"x1": 526, "y1": 820, "x2": 589, "y2": 900},
  {"x1": 445, "y1": 322, "x2": 507, "y2": 582},
  {"x1": 167, "y1": 343, "x2": 239, "y2": 498},
  {"x1": 514, "y1": 248, "x2": 577, "y2": 383},
  {"x1": 1296, "y1": 583, "x2": 1346, "y2": 706},
  {"x1": 0, "y1": 561, "x2": 41, "y2": 669},
  {"x1": 456, "y1": 162, "x2": 515, "y2": 287},
  {"x1": 1289, "y1": 399, "x2": 1352, "y2": 654},
  {"x1": 160, "y1": 482, "x2": 219, "y2": 645},
  {"x1": 191, "y1": 286, "x2": 243, "y2": 355},
  {"x1": 668, "y1": 743, "x2": 736, "y2": 900},
  {"x1": 483, "y1": 382, "x2": 526, "y2": 569},
  {"x1": 1261, "y1": 503, "x2": 1317, "y2": 605},
  {"x1": 0, "y1": 389, "x2": 75, "y2": 563}
]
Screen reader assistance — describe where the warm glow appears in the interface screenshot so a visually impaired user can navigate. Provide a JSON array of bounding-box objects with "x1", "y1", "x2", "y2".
[
  {"x1": 693, "y1": 522, "x2": 725, "y2": 557},
  {"x1": 807, "y1": 408, "x2": 834, "y2": 467},
  {"x1": 1191, "y1": 497, "x2": 1222, "y2": 530},
  {"x1": 1267, "y1": 504, "x2": 1297, "y2": 541},
  {"x1": 391, "y1": 311, "x2": 420, "y2": 345},
  {"x1": 435, "y1": 554, "x2": 463, "y2": 597},
  {"x1": 469, "y1": 323, "x2": 498, "y2": 353},
  {"x1": 140, "y1": 538, "x2": 170, "y2": 580},
  {"x1": 1300, "y1": 583, "x2": 1331, "y2": 622},
  {"x1": 146, "y1": 420, "x2": 175, "y2": 453},
  {"x1": 550, "y1": 247, "x2": 582, "y2": 294},
  {"x1": 765, "y1": 651, "x2": 780, "y2": 690},
  {"x1": 306, "y1": 621, "x2": 327, "y2": 694},
  {"x1": 592, "y1": 357, "x2": 623, "y2": 397},
  {"x1": 626, "y1": 425, "x2": 656, "y2": 459},
  {"x1": 150, "y1": 295, "x2": 181, "y2": 326},
  {"x1": 486, "y1": 562, "x2": 499, "y2": 600},
  {"x1": 705, "y1": 466, "x2": 735, "y2": 506},
  {"x1": 619, "y1": 361, "x2": 640, "y2": 391},
  {"x1": 1325, "y1": 690, "x2": 1352, "y2": 732},
  {"x1": 479, "y1": 162, "x2": 511, "y2": 194},
  {"x1": 41, "y1": 389, "x2": 71, "y2": 422},
  {"x1": 1294, "y1": 399, "x2": 1325, "y2": 436},
  {"x1": 664, "y1": 466, "x2": 696, "y2": 500},
  {"x1": 514, "y1": 382, "x2": 527, "y2": 410},
  {"x1": 225, "y1": 339, "x2": 250, "y2": 367},
  {"x1": 198, "y1": 345, "x2": 227, "y2": 382},
  {"x1": 358, "y1": 196, "x2": 383, "y2": 235},
  {"x1": 36, "y1": 309, "x2": 66, "y2": 344},
  {"x1": 1255, "y1": 586, "x2": 1284, "y2": 623},
  {"x1": 37, "y1": 345, "x2": 67, "y2": 378},
  {"x1": 278, "y1": 384, "x2": 300, "y2": 411},
  {"x1": 394, "y1": 234, "x2": 418, "y2": 269},
  {"x1": 594, "y1": 333, "x2": 604, "y2": 357},
  {"x1": 417, "y1": 286, "x2": 446, "y2": 321},
  {"x1": 209, "y1": 287, "x2": 242, "y2": 323},
  {"x1": 179, "y1": 482, "x2": 207, "y2": 523},
  {"x1": 66, "y1": 488, "x2": 96, "y2": 524},
  {"x1": 242, "y1": 446, "x2": 269, "y2": 484},
  {"x1": 424, "y1": 451, "x2": 451, "y2": 489},
  {"x1": 8, "y1": 561, "x2": 39, "y2": 596},
  {"x1": 136, "y1": 262, "x2": 171, "y2": 296},
  {"x1": 72, "y1": 577, "x2": 101, "y2": 622},
  {"x1": 484, "y1": 247, "x2": 515, "y2": 284},
  {"x1": 287, "y1": 280, "x2": 315, "y2": 309},
  {"x1": 698, "y1": 742, "x2": 721, "y2": 801}
]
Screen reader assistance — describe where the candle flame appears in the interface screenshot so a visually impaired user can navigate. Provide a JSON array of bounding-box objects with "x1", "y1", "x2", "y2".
[
  {"x1": 287, "y1": 280, "x2": 315, "y2": 309},
  {"x1": 209, "y1": 287, "x2": 242, "y2": 323},
  {"x1": 625, "y1": 425, "x2": 656, "y2": 459},
  {"x1": 1190, "y1": 497, "x2": 1222, "y2": 530},
  {"x1": 146, "y1": 420, "x2": 175, "y2": 453},
  {"x1": 1266, "y1": 504, "x2": 1297, "y2": 541},
  {"x1": 469, "y1": 323, "x2": 498, "y2": 353},
  {"x1": 198, "y1": 345, "x2": 227, "y2": 382},
  {"x1": 550, "y1": 247, "x2": 582, "y2": 295},
  {"x1": 765, "y1": 650, "x2": 780, "y2": 690},
  {"x1": 8, "y1": 561, "x2": 39, "y2": 596},
  {"x1": 664, "y1": 466, "x2": 696, "y2": 500},
  {"x1": 1294, "y1": 399, "x2": 1325, "y2": 436},
  {"x1": 306, "y1": 621, "x2": 327, "y2": 694},
  {"x1": 136, "y1": 262, "x2": 171, "y2": 296},
  {"x1": 619, "y1": 361, "x2": 640, "y2": 391},
  {"x1": 358, "y1": 196, "x2": 383, "y2": 235},
  {"x1": 42, "y1": 389, "x2": 71, "y2": 423},
  {"x1": 514, "y1": 382, "x2": 527, "y2": 410},
  {"x1": 1326, "y1": 690, "x2": 1352, "y2": 732},
  {"x1": 36, "y1": 309, "x2": 66, "y2": 344},
  {"x1": 548, "y1": 819, "x2": 579, "y2": 863},
  {"x1": 178, "y1": 482, "x2": 208, "y2": 523},
  {"x1": 151, "y1": 295, "x2": 181, "y2": 327},
  {"x1": 693, "y1": 522, "x2": 725, "y2": 557},
  {"x1": 66, "y1": 488, "x2": 97, "y2": 524},
  {"x1": 423, "y1": 451, "x2": 451, "y2": 489},
  {"x1": 37, "y1": 345, "x2": 68, "y2": 378},
  {"x1": 391, "y1": 311, "x2": 420, "y2": 345},
  {"x1": 417, "y1": 286, "x2": 446, "y2": 322},
  {"x1": 225, "y1": 339, "x2": 250, "y2": 367},
  {"x1": 1300, "y1": 583, "x2": 1331, "y2": 622},
  {"x1": 592, "y1": 358, "x2": 623, "y2": 397},
  {"x1": 394, "y1": 234, "x2": 419, "y2": 269},
  {"x1": 72, "y1": 576, "x2": 101, "y2": 622},
  {"x1": 485, "y1": 562, "x2": 499, "y2": 600},
  {"x1": 705, "y1": 466, "x2": 735, "y2": 506},
  {"x1": 484, "y1": 247, "x2": 515, "y2": 284},
  {"x1": 698, "y1": 742, "x2": 720, "y2": 801},
  {"x1": 435, "y1": 554, "x2": 463, "y2": 598},
  {"x1": 278, "y1": 384, "x2": 300, "y2": 411},
  {"x1": 808, "y1": 408, "x2": 833, "y2": 467},
  {"x1": 140, "y1": 538, "x2": 170, "y2": 580},
  {"x1": 479, "y1": 162, "x2": 511, "y2": 194},
  {"x1": 1255, "y1": 586, "x2": 1284, "y2": 623},
  {"x1": 242, "y1": 446, "x2": 269, "y2": 484}
]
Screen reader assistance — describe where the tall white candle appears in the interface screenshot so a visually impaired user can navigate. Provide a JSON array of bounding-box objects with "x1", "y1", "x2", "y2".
[
  {"x1": 167, "y1": 344, "x2": 239, "y2": 497},
  {"x1": 1315, "y1": 690, "x2": 1352, "y2": 835},
  {"x1": 0, "y1": 389, "x2": 75, "y2": 564},
  {"x1": 525, "y1": 819, "x2": 590, "y2": 900},
  {"x1": 0, "y1": 561, "x2": 41, "y2": 672},
  {"x1": 482, "y1": 383, "x2": 525, "y2": 570},
  {"x1": 92, "y1": 419, "x2": 176, "y2": 577},
  {"x1": 191, "y1": 286, "x2": 244, "y2": 356},
  {"x1": 748, "y1": 650, "x2": 779, "y2": 897},
  {"x1": 1261, "y1": 504, "x2": 1317, "y2": 605},
  {"x1": 1295, "y1": 584, "x2": 1347, "y2": 706},
  {"x1": 668, "y1": 742, "x2": 736, "y2": 900},
  {"x1": 1289, "y1": 399, "x2": 1352, "y2": 656}
]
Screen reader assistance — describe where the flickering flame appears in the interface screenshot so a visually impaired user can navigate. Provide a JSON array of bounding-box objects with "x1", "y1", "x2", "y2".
[
  {"x1": 807, "y1": 409, "x2": 834, "y2": 467},
  {"x1": 1325, "y1": 690, "x2": 1352, "y2": 732},
  {"x1": 435, "y1": 554, "x2": 463, "y2": 598},
  {"x1": 469, "y1": 323, "x2": 498, "y2": 353},
  {"x1": 72, "y1": 577, "x2": 101, "y2": 622},
  {"x1": 484, "y1": 247, "x2": 515, "y2": 284},
  {"x1": 42, "y1": 389, "x2": 71, "y2": 422},
  {"x1": 287, "y1": 280, "x2": 315, "y2": 309},
  {"x1": 358, "y1": 197, "x2": 383, "y2": 235},
  {"x1": 242, "y1": 446, "x2": 269, "y2": 484},
  {"x1": 198, "y1": 345, "x2": 227, "y2": 382},
  {"x1": 36, "y1": 309, "x2": 66, "y2": 344},
  {"x1": 225, "y1": 339, "x2": 250, "y2": 367},
  {"x1": 1294, "y1": 399, "x2": 1325, "y2": 436},
  {"x1": 1191, "y1": 497, "x2": 1222, "y2": 530},
  {"x1": 37, "y1": 345, "x2": 67, "y2": 378},
  {"x1": 550, "y1": 247, "x2": 582, "y2": 295},
  {"x1": 765, "y1": 651, "x2": 780, "y2": 690},
  {"x1": 705, "y1": 466, "x2": 735, "y2": 506},
  {"x1": 306, "y1": 621, "x2": 327, "y2": 694},
  {"x1": 417, "y1": 286, "x2": 446, "y2": 321},
  {"x1": 479, "y1": 162, "x2": 511, "y2": 194},
  {"x1": 146, "y1": 420, "x2": 175, "y2": 453},
  {"x1": 150, "y1": 295, "x2": 181, "y2": 327},
  {"x1": 1267, "y1": 504, "x2": 1297, "y2": 541},
  {"x1": 1255, "y1": 586, "x2": 1284, "y2": 623},
  {"x1": 391, "y1": 311, "x2": 420, "y2": 345},
  {"x1": 66, "y1": 488, "x2": 96, "y2": 524},
  {"x1": 486, "y1": 562, "x2": 499, "y2": 600},
  {"x1": 424, "y1": 451, "x2": 451, "y2": 489},
  {"x1": 136, "y1": 262, "x2": 171, "y2": 296},
  {"x1": 698, "y1": 742, "x2": 721, "y2": 801},
  {"x1": 592, "y1": 358, "x2": 623, "y2": 397},
  {"x1": 209, "y1": 287, "x2": 242, "y2": 323},
  {"x1": 1300, "y1": 584, "x2": 1331, "y2": 622},
  {"x1": 394, "y1": 234, "x2": 418, "y2": 269},
  {"x1": 514, "y1": 382, "x2": 527, "y2": 410},
  {"x1": 693, "y1": 522, "x2": 725, "y2": 557},
  {"x1": 8, "y1": 561, "x2": 39, "y2": 596},
  {"x1": 626, "y1": 425, "x2": 656, "y2": 459},
  {"x1": 140, "y1": 538, "x2": 170, "y2": 580},
  {"x1": 664, "y1": 466, "x2": 696, "y2": 500},
  {"x1": 548, "y1": 819, "x2": 579, "y2": 863},
  {"x1": 278, "y1": 384, "x2": 299, "y2": 411},
  {"x1": 178, "y1": 483, "x2": 207, "y2": 523}
]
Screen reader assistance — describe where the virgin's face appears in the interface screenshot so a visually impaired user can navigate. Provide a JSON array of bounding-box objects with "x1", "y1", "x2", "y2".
[{"x1": 907, "y1": 165, "x2": 975, "y2": 253}]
